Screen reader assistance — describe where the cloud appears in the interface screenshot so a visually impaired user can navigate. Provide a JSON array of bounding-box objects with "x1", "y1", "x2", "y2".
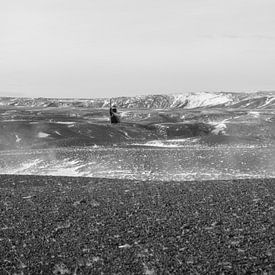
[
  {"x1": 0, "y1": 0, "x2": 275, "y2": 98},
  {"x1": 200, "y1": 34, "x2": 275, "y2": 40}
]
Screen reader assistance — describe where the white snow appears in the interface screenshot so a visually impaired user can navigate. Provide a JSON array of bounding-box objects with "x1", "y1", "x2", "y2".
[
  {"x1": 102, "y1": 99, "x2": 111, "y2": 108},
  {"x1": 209, "y1": 120, "x2": 228, "y2": 135},
  {"x1": 259, "y1": 97, "x2": 275, "y2": 108},
  {"x1": 39, "y1": 159, "x2": 86, "y2": 177},
  {"x1": 119, "y1": 111, "x2": 128, "y2": 118},
  {"x1": 4, "y1": 159, "x2": 42, "y2": 174},
  {"x1": 15, "y1": 135, "x2": 21, "y2": 143},
  {"x1": 211, "y1": 123, "x2": 227, "y2": 135},
  {"x1": 249, "y1": 111, "x2": 260, "y2": 118},
  {"x1": 44, "y1": 166, "x2": 84, "y2": 177},
  {"x1": 37, "y1": 132, "x2": 50, "y2": 138},
  {"x1": 118, "y1": 244, "x2": 132, "y2": 249},
  {"x1": 93, "y1": 116, "x2": 109, "y2": 121},
  {"x1": 2, "y1": 119, "x2": 25, "y2": 122},
  {"x1": 171, "y1": 92, "x2": 234, "y2": 109},
  {"x1": 122, "y1": 131, "x2": 131, "y2": 139},
  {"x1": 134, "y1": 138, "x2": 200, "y2": 148},
  {"x1": 55, "y1": 121, "x2": 75, "y2": 125},
  {"x1": 2, "y1": 158, "x2": 86, "y2": 177}
]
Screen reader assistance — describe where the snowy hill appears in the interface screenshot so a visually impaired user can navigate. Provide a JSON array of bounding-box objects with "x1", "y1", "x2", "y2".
[{"x1": 0, "y1": 91, "x2": 275, "y2": 109}]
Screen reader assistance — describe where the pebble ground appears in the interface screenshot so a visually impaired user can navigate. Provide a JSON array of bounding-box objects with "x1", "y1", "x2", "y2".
[{"x1": 0, "y1": 175, "x2": 274, "y2": 274}]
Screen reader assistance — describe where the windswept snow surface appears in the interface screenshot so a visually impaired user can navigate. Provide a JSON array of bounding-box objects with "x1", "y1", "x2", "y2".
[
  {"x1": 133, "y1": 138, "x2": 201, "y2": 148},
  {"x1": 170, "y1": 92, "x2": 234, "y2": 109},
  {"x1": 0, "y1": 146, "x2": 274, "y2": 181}
]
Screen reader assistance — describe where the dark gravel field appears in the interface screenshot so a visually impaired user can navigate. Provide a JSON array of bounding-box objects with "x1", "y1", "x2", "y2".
[{"x1": 0, "y1": 175, "x2": 274, "y2": 274}]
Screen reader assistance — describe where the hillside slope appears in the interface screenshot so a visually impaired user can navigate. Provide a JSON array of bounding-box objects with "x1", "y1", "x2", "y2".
[{"x1": 1, "y1": 91, "x2": 275, "y2": 109}]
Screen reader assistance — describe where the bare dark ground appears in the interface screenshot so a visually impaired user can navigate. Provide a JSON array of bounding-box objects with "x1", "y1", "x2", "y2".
[{"x1": 0, "y1": 175, "x2": 274, "y2": 274}]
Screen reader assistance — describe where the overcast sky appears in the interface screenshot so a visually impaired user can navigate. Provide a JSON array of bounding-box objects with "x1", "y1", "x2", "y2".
[{"x1": 1, "y1": 0, "x2": 275, "y2": 98}]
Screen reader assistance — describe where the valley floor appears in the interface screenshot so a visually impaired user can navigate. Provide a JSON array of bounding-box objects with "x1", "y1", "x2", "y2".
[{"x1": 0, "y1": 175, "x2": 274, "y2": 274}]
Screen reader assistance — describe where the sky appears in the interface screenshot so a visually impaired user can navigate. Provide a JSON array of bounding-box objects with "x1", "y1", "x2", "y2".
[{"x1": 1, "y1": 0, "x2": 275, "y2": 98}]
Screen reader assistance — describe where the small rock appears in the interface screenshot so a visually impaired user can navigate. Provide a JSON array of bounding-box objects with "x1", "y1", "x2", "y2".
[
  {"x1": 92, "y1": 256, "x2": 101, "y2": 262},
  {"x1": 22, "y1": 195, "x2": 33, "y2": 199},
  {"x1": 230, "y1": 240, "x2": 240, "y2": 246},
  {"x1": 119, "y1": 243, "x2": 131, "y2": 249},
  {"x1": 143, "y1": 263, "x2": 156, "y2": 275},
  {"x1": 53, "y1": 263, "x2": 70, "y2": 275}
]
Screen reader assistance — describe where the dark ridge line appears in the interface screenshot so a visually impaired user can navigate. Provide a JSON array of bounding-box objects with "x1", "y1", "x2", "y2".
[{"x1": 0, "y1": 174, "x2": 274, "y2": 185}]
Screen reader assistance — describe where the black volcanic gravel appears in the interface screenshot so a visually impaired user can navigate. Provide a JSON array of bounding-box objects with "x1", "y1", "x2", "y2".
[{"x1": 0, "y1": 175, "x2": 274, "y2": 274}]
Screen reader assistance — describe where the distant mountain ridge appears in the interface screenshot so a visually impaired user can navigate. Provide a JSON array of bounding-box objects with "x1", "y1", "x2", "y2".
[{"x1": 1, "y1": 91, "x2": 275, "y2": 109}]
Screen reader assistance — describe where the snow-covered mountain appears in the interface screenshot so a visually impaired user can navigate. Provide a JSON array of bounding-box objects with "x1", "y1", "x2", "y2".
[{"x1": 0, "y1": 91, "x2": 275, "y2": 109}]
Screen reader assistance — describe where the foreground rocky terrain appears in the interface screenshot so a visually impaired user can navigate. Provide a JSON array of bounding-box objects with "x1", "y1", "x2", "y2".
[{"x1": 0, "y1": 175, "x2": 274, "y2": 274}]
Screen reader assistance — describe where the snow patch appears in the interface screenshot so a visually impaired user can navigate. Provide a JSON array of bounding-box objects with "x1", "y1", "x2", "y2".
[
  {"x1": 171, "y1": 92, "x2": 234, "y2": 109},
  {"x1": 38, "y1": 132, "x2": 50, "y2": 138},
  {"x1": 249, "y1": 111, "x2": 260, "y2": 118},
  {"x1": 122, "y1": 131, "x2": 131, "y2": 139},
  {"x1": 260, "y1": 97, "x2": 275, "y2": 108},
  {"x1": 119, "y1": 111, "x2": 129, "y2": 118},
  {"x1": 134, "y1": 138, "x2": 200, "y2": 148},
  {"x1": 15, "y1": 135, "x2": 21, "y2": 143},
  {"x1": 2, "y1": 119, "x2": 25, "y2": 122},
  {"x1": 5, "y1": 159, "x2": 42, "y2": 174},
  {"x1": 209, "y1": 120, "x2": 227, "y2": 135},
  {"x1": 93, "y1": 116, "x2": 109, "y2": 121}
]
